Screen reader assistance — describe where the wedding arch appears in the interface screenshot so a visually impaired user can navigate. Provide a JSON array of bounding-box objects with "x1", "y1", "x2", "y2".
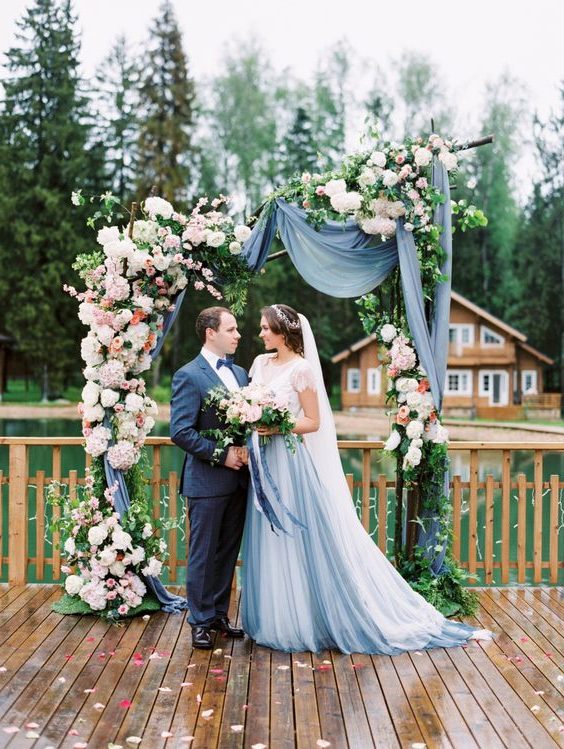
[{"x1": 54, "y1": 129, "x2": 490, "y2": 619}]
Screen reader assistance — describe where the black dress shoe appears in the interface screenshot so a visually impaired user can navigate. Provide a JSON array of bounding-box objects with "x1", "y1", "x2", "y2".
[
  {"x1": 212, "y1": 615, "x2": 245, "y2": 638},
  {"x1": 191, "y1": 625, "x2": 213, "y2": 649}
]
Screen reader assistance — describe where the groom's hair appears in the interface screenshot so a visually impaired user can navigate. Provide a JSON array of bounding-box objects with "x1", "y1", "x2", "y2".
[{"x1": 196, "y1": 306, "x2": 233, "y2": 343}]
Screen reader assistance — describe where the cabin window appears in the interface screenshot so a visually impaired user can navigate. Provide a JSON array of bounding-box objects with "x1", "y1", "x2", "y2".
[
  {"x1": 445, "y1": 369, "x2": 473, "y2": 395},
  {"x1": 367, "y1": 367, "x2": 381, "y2": 394},
  {"x1": 480, "y1": 325, "x2": 505, "y2": 345},
  {"x1": 449, "y1": 324, "x2": 474, "y2": 346},
  {"x1": 347, "y1": 368, "x2": 361, "y2": 393},
  {"x1": 522, "y1": 370, "x2": 538, "y2": 394}
]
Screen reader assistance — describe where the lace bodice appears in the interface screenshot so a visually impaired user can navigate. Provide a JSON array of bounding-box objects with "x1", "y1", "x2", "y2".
[{"x1": 249, "y1": 354, "x2": 317, "y2": 418}]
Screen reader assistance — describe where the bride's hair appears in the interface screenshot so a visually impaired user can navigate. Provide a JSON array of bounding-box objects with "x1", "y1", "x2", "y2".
[{"x1": 262, "y1": 304, "x2": 304, "y2": 355}]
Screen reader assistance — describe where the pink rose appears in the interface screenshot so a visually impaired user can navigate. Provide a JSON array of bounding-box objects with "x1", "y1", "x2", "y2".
[
  {"x1": 315, "y1": 186, "x2": 326, "y2": 196},
  {"x1": 395, "y1": 154, "x2": 405, "y2": 164}
]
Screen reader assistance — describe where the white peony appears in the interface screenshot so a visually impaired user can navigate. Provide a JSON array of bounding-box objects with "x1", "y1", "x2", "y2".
[
  {"x1": 414, "y1": 148, "x2": 432, "y2": 167},
  {"x1": 81, "y1": 334, "x2": 104, "y2": 366},
  {"x1": 114, "y1": 309, "x2": 133, "y2": 330},
  {"x1": 97, "y1": 226, "x2": 120, "y2": 246},
  {"x1": 403, "y1": 446, "x2": 422, "y2": 468},
  {"x1": 104, "y1": 238, "x2": 136, "y2": 262},
  {"x1": 406, "y1": 420, "x2": 424, "y2": 439},
  {"x1": 234, "y1": 225, "x2": 251, "y2": 242},
  {"x1": 142, "y1": 557, "x2": 163, "y2": 577},
  {"x1": 383, "y1": 430, "x2": 401, "y2": 451},
  {"x1": 369, "y1": 151, "x2": 387, "y2": 168},
  {"x1": 94, "y1": 324, "x2": 115, "y2": 348},
  {"x1": 88, "y1": 525, "x2": 109, "y2": 546},
  {"x1": 439, "y1": 150, "x2": 458, "y2": 171},
  {"x1": 65, "y1": 574, "x2": 84, "y2": 596},
  {"x1": 100, "y1": 389, "x2": 120, "y2": 408},
  {"x1": 324, "y1": 178, "x2": 347, "y2": 197},
  {"x1": 206, "y1": 231, "x2": 226, "y2": 247},
  {"x1": 130, "y1": 546, "x2": 146, "y2": 565},
  {"x1": 357, "y1": 167, "x2": 377, "y2": 187},
  {"x1": 134, "y1": 295, "x2": 154, "y2": 314},
  {"x1": 406, "y1": 391, "x2": 423, "y2": 409},
  {"x1": 382, "y1": 170, "x2": 399, "y2": 187},
  {"x1": 125, "y1": 392, "x2": 144, "y2": 413},
  {"x1": 144, "y1": 196, "x2": 174, "y2": 219},
  {"x1": 98, "y1": 547, "x2": 117, "y2": 566},
  {"x1": 111, "y1": 528, "x2": 133, "y2": 551},
  {"x1": 82, "y1": 381, "x2": 100, "y2": 407},
  {"x1": 380, "y1": 323, "x2": 397, "y2": 343},
  {"x1": 330, "y1": 191, "x2": 362, "y2": 213},
  {"x1": 78, "y1": 302, "x2": 97, "y2": 326},
  {"x1": 229, "y1": 241, "x2": 242, "y2": 255},
  {"x1": 109, "y1": 560, "x2": 126, "y2": 577}
]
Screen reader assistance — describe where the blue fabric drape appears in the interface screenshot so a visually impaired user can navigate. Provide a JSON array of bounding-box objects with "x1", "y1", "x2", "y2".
[
  {"x1": 104, "y1": 291, "x2": 189, "y2": 613},
  {"x1": 241, "y1": 161, "x2": 452, "y2": 574}
]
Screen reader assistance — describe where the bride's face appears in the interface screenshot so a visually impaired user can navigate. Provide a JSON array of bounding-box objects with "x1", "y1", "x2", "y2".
[{"x1": 259, "y1": 316, "x2": 286, "y2": 351}]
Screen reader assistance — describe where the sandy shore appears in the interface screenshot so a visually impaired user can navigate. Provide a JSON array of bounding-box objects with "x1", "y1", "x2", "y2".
[{"x1": 1, "y1": 403, "x2": 563, "y2": 441}]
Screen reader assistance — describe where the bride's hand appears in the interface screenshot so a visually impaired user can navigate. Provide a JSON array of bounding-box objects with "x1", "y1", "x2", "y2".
[{"x1": 256, "y1": 425, "x2": 279, "y2": 436}]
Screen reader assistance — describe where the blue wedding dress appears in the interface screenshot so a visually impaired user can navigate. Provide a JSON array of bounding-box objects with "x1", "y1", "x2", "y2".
[{"x1": 241, "y1": 346, "x2": 489, "y2": 655}]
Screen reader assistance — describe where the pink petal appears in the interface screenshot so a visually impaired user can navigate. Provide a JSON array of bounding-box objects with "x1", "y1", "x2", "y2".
[
  {"x1": 83, "y1": 688, "x2": 96, "y2": 693},
  {"x1": 161, "y1": 731, "x2": 173, "y2": 738},
  {"x1": 73, "y1": 743, "x2": 88, "y2": 748},
  {"x1": 25, "y1": 723, "x2": 40, "y2": 729},
  {"x1": 93, "y1": 702, "x2": 105, "y2": 711},
  {"x1": 2, "y1": 727, "x2": 19, "y2": 734},
  {"x1": 119, "y1": 699, "x2": 132, "y2": 709},
  {"x1": 86, "y1": 637, "x2": 96, "y2": 642},
  {"x1": 520, "y1": 637, "x2": 529, "y2": 642},
  {"x1": 210, "y1": 669, "x2": 224, "y2": 674},
  {"x1": 68, "y1": 729, "x2": 79, "y2": 736}
]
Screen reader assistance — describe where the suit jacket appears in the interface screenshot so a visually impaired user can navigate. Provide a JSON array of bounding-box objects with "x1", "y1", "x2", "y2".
[{"x1": 170, "y1": 353, "x2": 249, "y2": 497}]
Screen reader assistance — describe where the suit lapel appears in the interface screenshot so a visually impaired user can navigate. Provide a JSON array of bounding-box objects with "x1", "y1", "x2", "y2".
[
  {"x1": 197, "y1": 354, "x2": 223, "y2": 389},
  {"x1": 234, "y1": 366, "x2": 247, "y2": 388}
]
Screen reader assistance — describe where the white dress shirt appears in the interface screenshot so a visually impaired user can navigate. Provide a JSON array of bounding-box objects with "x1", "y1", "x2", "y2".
[{"x1": 200, "y1": 347, "x2": 240, "y2": 392}]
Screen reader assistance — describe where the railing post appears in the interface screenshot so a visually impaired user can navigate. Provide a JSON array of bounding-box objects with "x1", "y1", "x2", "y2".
[{"x1": 8, "y1": 443, "x2": 28, "y2": 585}]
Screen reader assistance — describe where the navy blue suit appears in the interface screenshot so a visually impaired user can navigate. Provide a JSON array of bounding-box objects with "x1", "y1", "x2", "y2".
[{"x1": 170, "y1": 354, "x2": 248, "y2": 625}]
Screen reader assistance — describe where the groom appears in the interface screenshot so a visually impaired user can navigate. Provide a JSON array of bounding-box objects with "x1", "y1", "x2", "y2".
[{"x1": 170, "y1": 306, "x2": 248, "y2": 649}]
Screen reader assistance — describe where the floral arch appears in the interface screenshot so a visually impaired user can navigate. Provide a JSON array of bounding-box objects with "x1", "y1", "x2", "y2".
[{"x1": 55, "y1": 129, "x2": 489, "y2": 619}]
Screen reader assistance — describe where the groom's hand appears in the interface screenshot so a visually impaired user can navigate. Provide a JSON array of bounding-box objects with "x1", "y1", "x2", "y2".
[{"x1": 224, "y1": 446, "x2": 244, "y2": 470}]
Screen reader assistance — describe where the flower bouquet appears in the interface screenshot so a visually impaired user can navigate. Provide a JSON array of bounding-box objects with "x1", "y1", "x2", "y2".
[{"x1": 203, "y1": 382, "x2": 300, "y2": 461}]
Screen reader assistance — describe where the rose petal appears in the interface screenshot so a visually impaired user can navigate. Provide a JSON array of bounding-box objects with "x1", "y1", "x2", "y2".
[
  {"x1": 411, "y1": 744, "x2": 427, "y2": 749},
  {"x1": 93, "y1": 702, "x2": 105, "y2": 710},
  {"x1": 26, "y1": 732, "x2": 41, "y2": 739},
  {"x1": 68, "y1": 729, "x2": 79, "y2": 736},
  {"x1": 25, "y1": 723, "x2": 40, "y2": 729},
  {"x1": 277, "y1": 665, "x2": 290, "y2": 671},
  {"x1": 2, "y1": 727, "x2": 19, "y2": 734},
  {"x1": 0, "y1": 667, "x2": 7, "y2": 672},
  {"x1": 317, "y1": 741, "x2": 331, "y2": 748},
  {"x1": 58, "y1": 677, "x2": 67, "y2": 683},
  {"x1": 531, "y1": 705, "x2": 541, "y2": 712},
  {"x1": 180, "y1": 682, "x2": 193, "y2": 687},
  {"x1": 231, "y1": 725, "x2": 244, "y2": 732},
  {"x1": 126, "y1": 738, "x2": 142, "y2": 746},
  {"x1": 142, "y1": 615, "x2": 150, "y2": 621},
  {"x1": 179, "y1": 738, "x2": 194, "y2": 744},
  {"x1": 161, "y1": 731, "x2": 173, "y2": 738},
  {"x1": 73, "y1": 743, "x2": 88, "y2": 749},
  {"x1": 210, "y1": 669, "x2": 224, "y2": 674},
  {"x1": 201, "y1": 709, "x2": 214, "y2": 719},
  {"x1": 119, "y1": 699, "x2": 132, "y2": 709},
  {"x1": 251, "y1": 744, "x2": 267, "y2": 749},
  {"x1": 213, "y1": 648, "x2": 223, "y2": 655},
  {"x1": 84, "y1": 688, "x2": 96, "y2": 693}
]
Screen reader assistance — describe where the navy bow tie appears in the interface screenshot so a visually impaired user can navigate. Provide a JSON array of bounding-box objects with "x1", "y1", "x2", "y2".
[{"x1": 216, "y1": 357, "x2": 234, "y2": 371}]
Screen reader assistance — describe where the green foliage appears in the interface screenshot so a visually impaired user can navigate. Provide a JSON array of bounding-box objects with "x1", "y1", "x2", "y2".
[
  {"x1": 52, "y1": 591, "x2": 161, "y2": 617},
  {"x1": 402, "y1": 555, "x2": 478, "y2": 617}
]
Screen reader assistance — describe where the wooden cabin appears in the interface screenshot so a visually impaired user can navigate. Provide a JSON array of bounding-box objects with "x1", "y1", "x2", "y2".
[{"x1": 332, "y1": 291, "x2": 559, "y2": 419}]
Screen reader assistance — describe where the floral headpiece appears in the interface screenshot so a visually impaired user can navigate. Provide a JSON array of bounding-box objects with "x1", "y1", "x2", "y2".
[{"x1": 271, "y1": 304, "x2": 301, "y2": 330}]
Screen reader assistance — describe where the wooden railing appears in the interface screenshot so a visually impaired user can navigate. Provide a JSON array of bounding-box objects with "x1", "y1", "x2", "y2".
[
  {"x1": 0, "y1": 437, "x2": 562, "y2": 586},
  {"x1": 522, "y1": 393, "x2": 562, "y2": 409}
]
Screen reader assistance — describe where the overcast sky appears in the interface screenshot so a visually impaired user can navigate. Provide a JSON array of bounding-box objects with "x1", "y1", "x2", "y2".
[{"x1": 1, "y1": 0, "x2": 562, "y2": 188}]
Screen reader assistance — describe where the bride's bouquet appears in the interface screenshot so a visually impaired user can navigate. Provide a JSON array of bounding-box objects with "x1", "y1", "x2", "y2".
[{"x1": 203, "y1": 383, "x2": 300, "y2": 461}]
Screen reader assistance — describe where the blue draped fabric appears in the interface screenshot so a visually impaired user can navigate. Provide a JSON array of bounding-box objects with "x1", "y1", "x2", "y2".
[
  {"x1": 241, "y1": 161, "x2": 452, "y2": 574},
  {"x1": 104, "y1": 290, "x2": 189, "y2": 613}
]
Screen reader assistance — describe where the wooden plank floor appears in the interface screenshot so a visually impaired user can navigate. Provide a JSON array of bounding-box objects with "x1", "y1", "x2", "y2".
[{"x1": 0, "y1": 586, "x2": 562, "y2": 749}]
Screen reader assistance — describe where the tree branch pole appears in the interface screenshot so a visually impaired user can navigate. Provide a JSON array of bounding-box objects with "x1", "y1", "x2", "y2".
[
  {"x1": 128, "y1": 202, "x2": 138, "y2": 239},
  {"x1": 262, "y1": 134, "x2": 494, "y2": 264}
]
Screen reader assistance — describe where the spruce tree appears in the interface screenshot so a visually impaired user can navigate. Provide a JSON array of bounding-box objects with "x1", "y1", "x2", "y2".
[
  {"x1": 136, "y1": 0, "x2": 196, "y2": 206},
  {"x1": 279, "y1": 105, "x2": 318, "y2": 179},
  {"x1": 0, "y1": 0, "x2": 102, "y2": 399}
]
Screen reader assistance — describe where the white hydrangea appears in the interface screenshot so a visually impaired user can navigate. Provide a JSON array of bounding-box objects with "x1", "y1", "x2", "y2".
[
  {"x1": 380, "y1": 323, "x2": 397, "y2": 343},
  {"x1": 369, "y1": 151, "x2": 387, "y2": 168},
  {"x1": 83, "y1": 403, "x2": 105, "y2": 423},
  {"x1": 134, "y1": 295, "x2": 154, "y2": 314},
  {"x1": 100, "y1": 389, "x2": 120, "y2": 408},
  {"x1": 109, "y1": 560, "x2": 126, "y2": 577},
  {"x1": 234, "y1": 225, "x2": 251, "y2": 242},
  {"x1": 98, "y1": 360, "x2": 126, "y2": 388},
  {"x1": 98, "y1": 547, "x2": 117, "y2": 566},
  {"x1": 130, "y1": 546, "x2": 146, "y2": 565},
  {"x1": 324, "y1": 178, "x2": 347, "y2": 197},
  {"x1": 107, "y1": 440, "x2": 139, "y2": 471},
  {"x1": 103, "y1": 237, "x2": 136, "y2": 262},
  {"x1": 144, "y1": 196, "x2": 174, "y2": 219},
  {"x1": 125, "y1": 393, "x2": 144, "y2": 413},
  {"x1": 330, "y1": 191, "x2": 362, "y2": 213},
  {"x1": 64, "y1": 537, "x2": 76, "y2": 556},
  {"x1": 78, "y1": 302, "x2": 97, "y2": 326},
  {"x1": 114, "y1": 309, "x2": 134, "y2": 330},
  {"x1": 81, "y1": 333, "x2": 104, "y2": 366},
  {"x1": 132, "y1": 219, "x2": 159, "y2": 244},
  {"x1": 142, "y1": 557, "x2": 163, "y2": 577},
  {"x1": 439, "y1": 150, "x2": 458, "y2": 171},
  {"x1": 127, "y1": 249, "x2": 151, "y2": 276},
  {"x1": 357, "y1": 167, "x2": 377, "y2": 187},
  {"x1": 65, "y1": 574, "x2": 84, "y2": 596},
  {"x1": 111, "y1": 528, "x2": 133, "y2": 551},
  {"x1": 97, "y1": 226, "x2": 120, "y2": 246},
  {"x1": 93, "y1": 324, "x2": 115, "y2": 347},
  {"x1": 82, "y1": 381, "x2": 100, "y2": 407},
  {"x1": 84, "y1": 425, "x2": 111, "y2": 457},
  {"x1": 382, "y1": 170, "x2": 399, "y2": 187}
]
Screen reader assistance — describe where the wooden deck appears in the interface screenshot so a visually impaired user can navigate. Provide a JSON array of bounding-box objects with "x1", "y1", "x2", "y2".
[{"x1": 0, "y1": 587, "x2": 562, "y2": 749}]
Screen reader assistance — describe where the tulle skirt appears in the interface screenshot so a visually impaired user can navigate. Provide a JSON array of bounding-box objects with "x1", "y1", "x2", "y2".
[{"x1": 240, "y1": 436, "x2": 481, "y2": 654}]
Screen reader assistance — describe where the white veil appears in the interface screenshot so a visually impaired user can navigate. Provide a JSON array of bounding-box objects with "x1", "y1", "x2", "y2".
[{"x1": 298, "y1": 313, "x2": 358, "y2": 509}]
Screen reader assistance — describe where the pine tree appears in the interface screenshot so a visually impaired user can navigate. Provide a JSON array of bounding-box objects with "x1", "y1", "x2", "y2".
[
  {"x1": 0, "y1": 0, "x2": 103, "y2": 399},
  {"x1": 279, "y1": 105, "x2": 318, "y2": 179},
  {"x1": 94, "y1": 35, "x2": 140, "y2": 202},
  {"x1": 136, "y1": 0, "x2": 196, "y2": 206}
]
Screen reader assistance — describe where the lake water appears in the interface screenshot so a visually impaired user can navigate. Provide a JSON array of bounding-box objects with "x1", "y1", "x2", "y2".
[{"x1": 1, "y1": 418, "x2": 562, "y2": 586}]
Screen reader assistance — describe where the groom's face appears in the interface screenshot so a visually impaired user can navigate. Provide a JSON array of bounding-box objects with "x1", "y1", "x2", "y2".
[{"x1": 207, "y1": 312, "x2": 240, "y2": 357}]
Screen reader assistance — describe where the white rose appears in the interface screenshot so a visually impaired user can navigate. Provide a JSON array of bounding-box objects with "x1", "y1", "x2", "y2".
[
  {"x1": 406, "y1": 420, "x2": 424, "y2": 439},
  {"x1": 88, "y1": 525, "x2": 108, "y2": 546},
  {"x1": 127, "y1": 249, "x2": 151, "y2": 276},
  {"x1": 97, "y1": 226, "x2": 120, "y2": 246},
  {"x1": 78, "y1": 302, "x2": 96, "y2": 326},
  {"x1": 383, "y1": 430, "x2": 401, "y2": 451},
  {"x1": 104, "y1": 238, "x2": 136, "y2": 262},
  {"x1": 132, "y1": 219, "x2": 159, "y2": 244},
  {"x1": 403, "y1": 446, "x2": 422, "y2": 468},
  {"x1": 439, "y1": 150, "x2": 458, "y2": 171},
  {"x1": 144, "y1": 196, "x2": 174, "y2": 219},
  {"x1": 64, "y1": 537, "x2": 76, "y2": 556},
  {"x1": 324, "y1": 178, "x2": 347, "y2": 197},
  {"x1": 144, "y1": 398, "x2": 158, "y2": 417},
  {"x1": 94, "y1": 324, "x2": 115, "y2": 347},
  {"x1": 65, "y1": 574, "x2": 84, "y2": 596},
  {"x1": 109, "y1": 560, "x2": 126, "y2": 577},
  {"x1": 114, "y1": 309, "x2": 133, "y2": 330},
  {"x1": 142, "y1": 557, "x2": 163, "y2": 577},
  {"x1": 406, "y1": 391, "x2": 423, "y2": 409},
  {"x1": 414, "y1": 148, "x2": 432, "y2": 167},
  {"x1": 82, "y1": 381, "x2": 100, "y2": 407},
  {"x1": 369, "y1": 151, "x2": 387, "y2": 168},
  {"x1": 411, "y1": 438, "x2": 424, "y2": 448},
  {"x1": 382, "y1": 170, "x2": 399, "y2": 187},
  {"x1": 380, "y1": 323, "x2": 397, "y2": 343},
  {"x1": 125, "y1": 393, "x2": 144, "y2": 413},
  {"x1": 83, "y1": 403, "x2": 105, "y2": 423},
  {"x1": 330, "y1": 191, "x2": 362, "y2": 213},
  {"x1": 234, "y1": 225, "x2": 251, "y2": 242},
  {"x1": 134, "y1": 295, "x2": 154, "y2": 314},
  {"x1": 98, "y1": 547, "x2": 117, "y2": 566},
  {"x1": 229, "y1": 241, "x2": 242, "y2": 255},
  {"x1": 404, "y1": 222, "x2": 414, "y2": 232},
  {"x1": 100, "y1": 389, "x2": 120, "y2": 408},
  {"x1": 206, "y1": 231, "x2": 226, "y2": 247},
  {"x1": 81, "y1": 333, "x2": 104, "y2": 366},
  {"x1": 130, "y1": 546, "x2": 146, "y2": 565}
]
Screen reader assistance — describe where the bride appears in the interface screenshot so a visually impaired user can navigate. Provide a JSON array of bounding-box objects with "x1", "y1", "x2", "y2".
[{"x1": 240, "y1": 303, "x2": 490, "y2": 654}]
